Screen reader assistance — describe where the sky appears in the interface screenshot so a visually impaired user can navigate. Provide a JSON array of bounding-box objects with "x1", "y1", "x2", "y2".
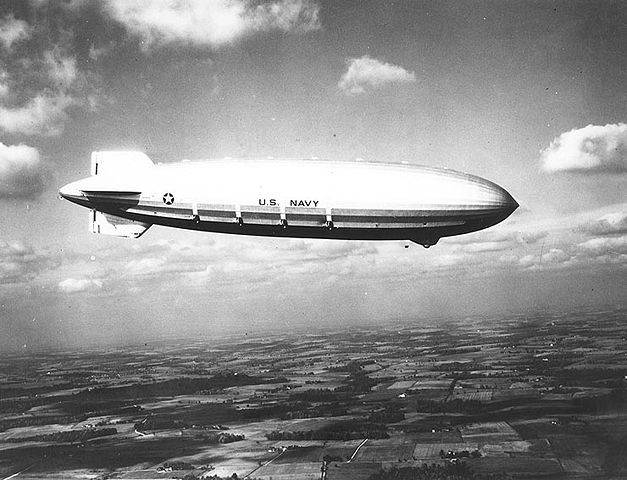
[{"x1": 0, "y1": 0, "x2": 625, "y2": 351}]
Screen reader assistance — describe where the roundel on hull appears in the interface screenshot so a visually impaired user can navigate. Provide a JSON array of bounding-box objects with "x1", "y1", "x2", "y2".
[{"x1": 163, "y1": 193, "x2": 174, "y2": 205}]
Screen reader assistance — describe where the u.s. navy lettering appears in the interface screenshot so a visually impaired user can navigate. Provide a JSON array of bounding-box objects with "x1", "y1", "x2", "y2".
[
  {"x1": 258, "y1": 199, "x2": 319, "y2": 207},
  {"x1": 289, "y1": 199, "x2": 319, "y2": 207}
]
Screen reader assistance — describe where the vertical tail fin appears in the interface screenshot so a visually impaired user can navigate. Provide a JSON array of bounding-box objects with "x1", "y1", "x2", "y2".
[{"x1": 91, "y1": 151, "x2": 154, "y2": 176}]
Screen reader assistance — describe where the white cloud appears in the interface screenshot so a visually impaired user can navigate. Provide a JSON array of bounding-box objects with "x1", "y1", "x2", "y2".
[
  {"x1": 103, "y1": 0, "x2": 320, "y2": 49},
  {"x1": 540, "y1": 123, "x2": 627, "y2": 173},
  {"x1": 578, "y1": 212, "x2": 627, "y2": 236},
  {"x1": 0, "y1": 14, "x2": 31, "y2": 50},
  {"x1": 0, "y1": 12, "x2": 99, "y2": 138},
  {"x1": 542, "y1": 248, "x2": 571, "y2": 265},
  {"x1": 515, "y1": 248, "x2": 574, "y2": 270},
  {"x1": 0, "y1": 93, "x2": 74, "y2": 136},
  {"x1": 511, "y1": 231, "x2": 548, "y2": 244},
  {"x1": 0, "y1": 44, "x2": 90, "y2": 135},
  {"x1": 577, "y1": 235, "x2": 627, "y2": 256},
  {"x1": 58, "y1": 277, "x2": 103, "y2": 294},
  {"x1": 0, "y1": 142, "x2": 44, "y2": 198},
  {"x1": 126, "y1": 256, "x2": 167, "y2": 275},
  {"x1": 338, "y1": 55, "x2": 416, "y2": 95}
]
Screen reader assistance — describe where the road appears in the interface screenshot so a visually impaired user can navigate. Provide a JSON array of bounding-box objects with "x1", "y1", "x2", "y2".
[
  {"x1": 2, "y1": 463, "x2": 38, "y2": 480},
  {"x1": 347, "y1": 438, "x2": 369, "y2": 463},
  {"x1": 243, "y1": 447, "x2": 286, "y2": 479}
]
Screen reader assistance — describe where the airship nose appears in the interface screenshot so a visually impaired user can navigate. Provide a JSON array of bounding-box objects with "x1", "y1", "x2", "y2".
[
  {"x1": 466, "y1": 173, "x2": 518, "y2": 219},
  {"x1": 499, "y1": 187, "x2": 519, "y2": 214},
  {"x1": 485, "y1": 183, "x2": 518, "y2": 223}
]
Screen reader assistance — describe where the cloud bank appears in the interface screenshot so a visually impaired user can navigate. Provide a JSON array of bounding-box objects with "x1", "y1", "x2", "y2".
[
  {"x1": 0, "y1": 142, "x2": 44, "y2": 198},
  {"x1": 540, "y1": 123, "x2": 627, "y2": 173},
  {"x1": 338, "y1": 55, "x2": 416, "y2": 95},
  {"x1": 103, "y1": 0, "x2": 320, "y2": 49}
]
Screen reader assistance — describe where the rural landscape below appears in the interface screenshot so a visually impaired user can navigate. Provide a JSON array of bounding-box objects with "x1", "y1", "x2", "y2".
[{"x1": 1, "y1": 306, "x2": 626, "y2": 479}]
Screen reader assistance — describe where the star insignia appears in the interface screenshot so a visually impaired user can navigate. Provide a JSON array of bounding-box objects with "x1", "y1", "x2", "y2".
[{"x1": 163, "y1": 193, "x2": 174, "y2": 205}]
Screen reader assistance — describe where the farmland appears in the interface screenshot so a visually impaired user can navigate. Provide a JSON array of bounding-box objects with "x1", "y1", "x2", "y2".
[{"x1": 1, "y1": 307, "x2": 626, "y2": 479}]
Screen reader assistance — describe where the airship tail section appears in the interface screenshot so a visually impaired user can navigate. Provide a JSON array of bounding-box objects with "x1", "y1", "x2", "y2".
[
  {"x1": 90, "y1": 210, "x2": 151, "y2": 238},
  {"x1": 91, "y1": 151, "x2": 154, "y2": 177}
]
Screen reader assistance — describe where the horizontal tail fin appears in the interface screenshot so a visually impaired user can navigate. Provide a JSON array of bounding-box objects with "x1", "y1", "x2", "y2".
[{"x1": 90, "y1": 210, "x2": 151, "y2": 238}]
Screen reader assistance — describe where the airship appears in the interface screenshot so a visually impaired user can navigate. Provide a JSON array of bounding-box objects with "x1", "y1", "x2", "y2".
[{"x1": 59, "y1": 151, "x2": 518, "y2": 248}]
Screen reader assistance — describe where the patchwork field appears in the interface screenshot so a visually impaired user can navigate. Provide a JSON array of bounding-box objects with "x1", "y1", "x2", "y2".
[{"x1": 1, "y1": 308, "x2": 626, "y2": 479}]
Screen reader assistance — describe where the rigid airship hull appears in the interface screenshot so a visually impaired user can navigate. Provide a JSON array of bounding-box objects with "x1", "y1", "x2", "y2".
[{"x1": 60, "y1": 152, "x2": 518, "y2": 247}]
